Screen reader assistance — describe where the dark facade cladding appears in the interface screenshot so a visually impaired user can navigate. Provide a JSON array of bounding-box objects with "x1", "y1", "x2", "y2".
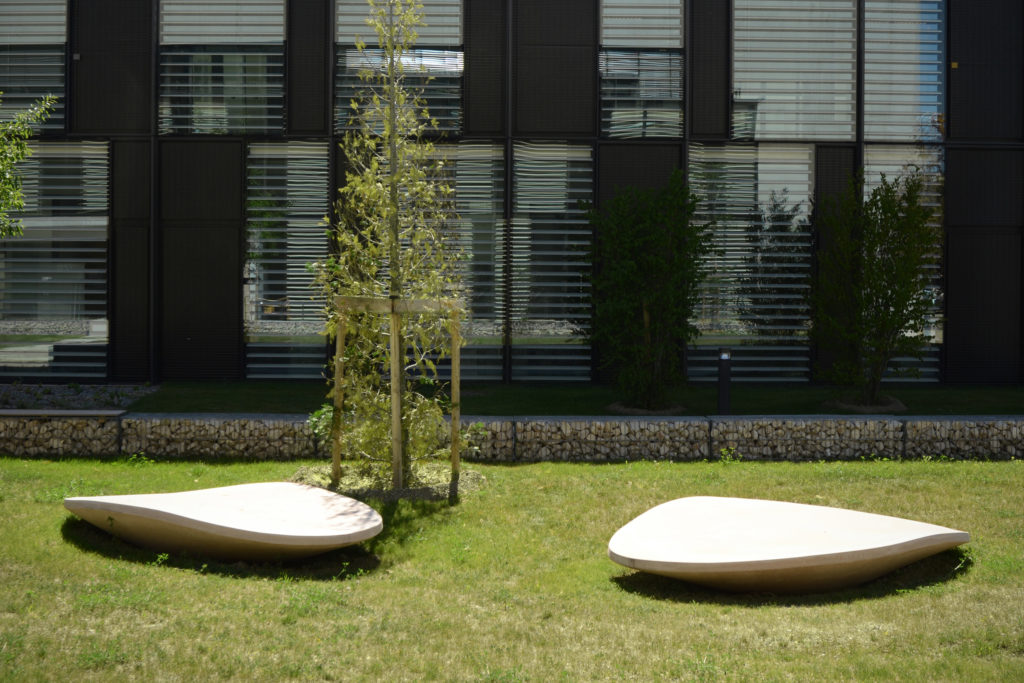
[{"x1": 0, "y1": 0, "x2": 1021, "y2": 384}]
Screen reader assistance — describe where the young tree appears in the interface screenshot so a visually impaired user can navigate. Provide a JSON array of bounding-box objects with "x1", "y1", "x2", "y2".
[
  {"x1": 0, "y1": 93, "x2": 55, "y2": 237},
  {"x1": 312, "y1": 0, "x2": 461, "y2": 488},
  {"x1": 586, "y1": 170, "x2": 713, "y2": 410},
  {"x1": 810, "y1": 170, "x2": 939, "y2": 406}
]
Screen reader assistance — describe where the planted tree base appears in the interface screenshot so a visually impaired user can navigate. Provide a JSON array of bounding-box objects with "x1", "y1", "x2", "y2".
[
  {"x1": 607, "y1": 402, "x2": 686, "y2": 416},
  {"x1": 291, "y1": 462, "x2": 485, "y2": 502},
  {"x1": 823, "y1": 395, "x2": 907, "y2": 414}
]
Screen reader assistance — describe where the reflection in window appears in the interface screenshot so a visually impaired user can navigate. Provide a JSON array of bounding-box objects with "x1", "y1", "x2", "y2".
[
  {"x1": 244, "y1": 143, "x2": 329, "y2": 379},
  {"x1": 600, "y1": 50, "x2": 683, "y2": 139},
  {"x1": 864, "y1": 144, "x2": 944, "y2": 380},
  {"x1": 0, "y1": 143, "x2": 109, "y2": 379},
  {"x1": 864, "y1": 0, "x2": 945, "y2": 141},
  {"x1": 688, "y1": 143, "x2": 814, "y2": 381},
  {"x1": 335, "y1": 48, "x2": 464, "y2": 134},
  {"x1": 733, "y1": 0, "x2": 856, "y2": 141},
  {"x1": 0, "y1": 1, "x2": 65, "y2": 131},
  {"x1": 158, "y1": 0, "x2": 285, "y2": 134},
  {"x1": 510, "y1": 142, "x2": 592, "y2": 381}
]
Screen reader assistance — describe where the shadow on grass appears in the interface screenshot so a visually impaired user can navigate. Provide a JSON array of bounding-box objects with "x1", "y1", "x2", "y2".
[
  {"x1": 60, "y1": 515, "x2": 380, "y2": 581},
  {"x1": 612, "y1": 546, "x2": 974, "y2": 606}
]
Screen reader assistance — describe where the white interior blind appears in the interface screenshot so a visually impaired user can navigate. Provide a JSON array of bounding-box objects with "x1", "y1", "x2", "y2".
[
  {"x1": 601, "y1": 0, "x2": 683, "y2": 48},
  {"x1": 864, "y1": 0, "x2": 945, "y2": 141},
  {"x1": 600, "y1": 49, "x2": 683, "y2": 138},
  {"x1": 688, "y1": 143, "x2": 814, "y2": 381},
  {"x1": 337, "y1": 0, "x2": 461, "y2": 46},
  {"x1": 244, "y1": 143, "x2": 329, "y2": 379},
  {"x1": 733, "y1": 0, "x2": 857, "y2": 141},
  {"x1": 0, "y1": 1, "x2": 66, "y2": 130},
  {"x1": 160, "y1": 0, "x2": 285, "y2": 44}
]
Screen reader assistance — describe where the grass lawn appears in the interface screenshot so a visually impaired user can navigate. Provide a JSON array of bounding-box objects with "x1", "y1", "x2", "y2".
[
  {"x1": 125, "y1": 380, "x2": 1024, "y2": 416},
  {"x1": 1, "y1": 457, "x2": 1022, "y2": 680}
]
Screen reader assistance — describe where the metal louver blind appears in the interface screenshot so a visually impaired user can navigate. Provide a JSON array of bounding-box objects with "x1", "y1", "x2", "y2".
[
  {"x1": 688, "y1": 143, "x2": 813, "y2": 382},
  {"x1": 245, "y1": 143, "x2": 329, "y2": 379},
  {"x1": 337, "y1": 0, "x2": 462, "y2": 46},
  {"x1": 600, "y1": 50, "x2": 683, "y2": 138},
  {"x1": 335, "y1": 48, "x2": 463, "y2": 134},
  {"x1": 0, "y1": 143, "x2": 109, "y2": 379},
  {"x1": 864, "y1": 0, "x2": 945, "y2": 141},
  {"x1": 601, "y1": 0, "x2": 684, "y2": 49},
  {"x1": 510, "y1": 142, "x2": 592, "y2": 381},
  {"x1": 432, "y1": 142, "x2": 505, "y2": 381},
  {"x1": 733, "y1": 0, "x2": 856, "y2": 141},
  {"x1": 158, "y1": 0, "x2": 285, "y2": 134},
  {"x1": 864, "y1": 144, "x2": 943, "y2": 382},
  {"x1": 0, "y1": 1, "x2": 66, "y2": 131},
  {"x1": 160, "y1": 0, "x2": 284, "y2": 43}
]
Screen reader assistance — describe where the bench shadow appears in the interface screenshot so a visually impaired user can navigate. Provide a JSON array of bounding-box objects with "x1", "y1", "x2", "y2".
[
  {"x1": 611, "y1": 546, "x2": 974, "y2": 606},
  {"x1": 60, "y1": 515, "x2": 380, "y2": 581}
]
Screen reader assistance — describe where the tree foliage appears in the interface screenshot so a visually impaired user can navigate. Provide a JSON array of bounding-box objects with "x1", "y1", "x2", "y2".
[
  {"x1": 586, "y1": 170, "x2": 712, "y2": 409},
  {"x1": 810, "y1": 170, "x2": 939, "y2": 405},
  {"x1": 311, "y1": 0, "x2": 462, "y2": 487},
  {"x1": 0, "y1": 93, "x2": 55, "y2": 237}
]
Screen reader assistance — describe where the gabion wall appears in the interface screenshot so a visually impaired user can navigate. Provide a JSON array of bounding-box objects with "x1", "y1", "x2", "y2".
[{"x1": 1, "y1": 412, "x2": 1022, "y2": 461}]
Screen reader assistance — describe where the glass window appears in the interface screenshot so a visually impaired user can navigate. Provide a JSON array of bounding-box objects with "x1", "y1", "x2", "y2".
[
  {"x1": 864, "y1": 143, "x2": 943, "y2": 381},
  {"x1": 244, "y1": 143, "x2": 329, "y2": 379},
  {"x1": 600, "y1": 50, "x2": 683, "y2": 139},
  {"x1": 0, "y1": 0, "x2": 65, "y2": 131},
  {"x1": 335, "y1": 47, "x2": 464, "y2": 134},
  {"x1": 337, "y1": 0, "x2": 462, "y2": 46},
  {"x1": 0, "y1": 143, "x2": 109, "y2": 379},
  {"x1": 602, "y1": 0, "x2": 684, "y2": 49},
  {"x1": 158, "y1": 0, "x2": 285, "y2": 134},
  {"x1": 510, "y1": 142, "x2": 592, "y2": 381},
  {"x1": 687, "y1": 143, "x2": 814, "y2": 381},
  {"x1": 864, "y1": 0, "x2": 945, "y2": 141},
  {"x1": 431, "y1": 142, "x2": 505, "y2": 381},
  {"x1": 733, "y1": 0, "x2": 857, "y2": 141}
]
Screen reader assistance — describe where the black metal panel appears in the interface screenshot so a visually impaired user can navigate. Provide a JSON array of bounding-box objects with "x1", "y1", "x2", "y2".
[
  {"x1": 689, "y1": 0, "x2": 730, "y2": 140},
  {"x1": 69, "y1": 0, "x2": 152, "y2": 134},
  {"x1": 946, "y1": 149, "x2": 1024, "y2": 228},
  {"x1": 159, "y1": 141, "x2": 244, "y2": 380},
  {"x1": 814, "y1": 145, "x2": 856, "y2": 215},
  {"x1": 110, "y1": 141, "x2": 152, "y2": 381},
  {"x1": 945, "y1": 227, "x2": 1021, "y2": 383},
  {"x1": 464, "y1": 0, "x2": 506, "y2": 136},
  {"x1": 287, "y1": 0, "x2": 330, "y2": 135},
  {"x1": 597, "y1": 143, "x2": 681, "y2": 205},
  {"x1": 516, "y1": 0, "x2": 594, "y2": 46},
  {"x1": 160, "y1": 141, "x2": 244, "y2": 222},
  {"x1": 161, "y1": 226, "x2": 243, "y2": 380},
  {"x1": 514, "y1": 0, "x2": 596, "y2": 136},
  {"x1": 812, "y1": 145, "x2": 857, "y2": 380},
  {"x1": 948, "y1": 0, "x2": 1024, "y2": 141}
]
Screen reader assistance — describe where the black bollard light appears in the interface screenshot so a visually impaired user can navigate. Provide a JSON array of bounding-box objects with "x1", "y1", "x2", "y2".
[{"x1": 717, "y1": 347, "x2": 731, "y2": 415}]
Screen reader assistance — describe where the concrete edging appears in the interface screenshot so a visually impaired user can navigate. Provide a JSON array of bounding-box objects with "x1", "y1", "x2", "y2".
[{"x1": 1, "y1": 411, "x2": 1022, "y2": 461}]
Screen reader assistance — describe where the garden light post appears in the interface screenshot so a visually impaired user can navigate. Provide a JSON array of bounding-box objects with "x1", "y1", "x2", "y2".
[{"x1": 718, "y1": 347, "x2": 731, "y2": 415}]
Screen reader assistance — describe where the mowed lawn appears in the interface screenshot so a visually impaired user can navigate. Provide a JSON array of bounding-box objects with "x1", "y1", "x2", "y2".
[{"x1": 1, "y1": 457, "x2": 1022, "y2": 681}]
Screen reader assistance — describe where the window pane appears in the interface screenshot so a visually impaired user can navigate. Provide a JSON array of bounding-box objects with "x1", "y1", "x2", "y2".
[
  {"x1": 688, "y1": 143, "x2": 814, "y2": 381},
  {"x1": 511, "y1": 142, "x2": 592, "y2": 381},
  {"x1": 0, "y1": 143, "x2": 109, "y2": 380},
  {"x1": 601, "y1": 0, "x2": 684, "y2": 49},
  {"x1": 335, "y1": 48, "x2": 463, "y2": 135},
  {"x1": 864, "y1": 144, "x2": 943, "y2": 381},
  {"x1": 245, "y1": 143, "x2": 329, "y2": 379},
  {"x1": 864, "y1": 0, "x2": 945, "y2": 141},
  {"x1": 600, "y1": 49, "x2": 683, "y2": 139},
  {"x1": 159, "y1": 46, "x2": 285, "y2": 134},
  {"x1": 0, "y1": 1, "x2": 66, "y2": 131},
  {"x1": 159, "y1": 1, "x2": 285, "y2": 134},
  {"x1": 733, "y1": 0, "x2": 856, "y2": 141},
  {"x1": 434, "y1": 142, "x2": 505, "y2": 381}
]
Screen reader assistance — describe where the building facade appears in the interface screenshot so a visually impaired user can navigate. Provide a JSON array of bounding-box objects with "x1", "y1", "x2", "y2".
[{"x1": 0, "y1": 0, "x2": 1020, "y2": 384}]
